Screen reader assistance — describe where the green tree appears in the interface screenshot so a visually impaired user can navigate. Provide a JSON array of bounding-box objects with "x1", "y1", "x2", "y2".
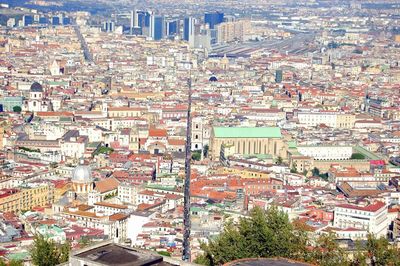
[
  {"x1": 30, "y1": 234, "x2": 70, "y2": 266},
  {"x1": 196, "y1": 209, "x2": 400, "y2": 266},
  {"x1": 192, "y1": 151, "x2": 201, "y2": 161},
  {"x1": 290, "y1": 162, "x2": 298, "y2": 173},
  {"x1": 58, "y1": 241, "x2": 70, "y2": 264},
  {"x1": 157, "y1": 251, "x2": 171, "y2": 257},
  {"x1": 350, "y1": 240, "x2": 367, "y2": 266},
  {"x1": 94, "y1": 146, "x2": 114, "y2": 156},
  {"x1": 276, "y1": 156, "x2": 283, "y2": 165},
  {"x1": 310, "y1": 233, "x2": 348, "y2": 266},
  {"x1": 198, "y1": 220, "x2": 248, "y2": 265},
  {"x1": 196, "y1": 207, "x2": 309, "y2": 265},
  {"x1": 366, "y1": 234, "x2": 400, "y2": 266},
  {"x1": 311, "y1": 167, "x2": 320, "y2": 177},
  {"x1": 0, "y1": 258, "x2": 23, "y2": 266},
  {"x1": 78, "y1": 236, "x2": 92, "y2": 248},
  {"x1": 350, "y1": 153, "x2": 366, "y2": 160},
  {"x1": 203, "y1": 145, "x2": 209, "y2": 158},
  {"x1": 12, "y1": 106, "x2": 22, "y2": 113}
]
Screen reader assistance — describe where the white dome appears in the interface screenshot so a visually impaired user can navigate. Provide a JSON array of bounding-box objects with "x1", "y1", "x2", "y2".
[{"x1": 72, "y1": 164, "x2": 92, "y2": 184}]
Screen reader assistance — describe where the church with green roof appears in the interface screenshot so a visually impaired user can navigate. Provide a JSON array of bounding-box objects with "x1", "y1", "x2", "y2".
[{"x1": 210, "y1": 126, "x2": 286, "y2": 160}]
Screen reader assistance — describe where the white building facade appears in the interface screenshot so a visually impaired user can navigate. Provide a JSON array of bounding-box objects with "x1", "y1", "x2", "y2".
[{"x1": 333, "y1": 201, "x2": 389, "y2": 237}]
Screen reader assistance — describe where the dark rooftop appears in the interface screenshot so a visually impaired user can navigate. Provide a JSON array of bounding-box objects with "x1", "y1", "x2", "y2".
[{"x1": 73, "y1": 243, "x2": 178, "y2": 266}]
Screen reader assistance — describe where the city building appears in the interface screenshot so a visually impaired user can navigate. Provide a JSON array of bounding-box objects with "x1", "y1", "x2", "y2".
[
  {"x1": 216, "y1": 20, "x2": 251, "y2": 43},
  {"x1": 183, "y1": 17, "x2": 195, "y2": 42},
  {"x1": 68, "y1": 241, "x2": 182, "y2": 266},
  {"x1": 22, "y1": 15, "x2": 34, "y2": 26},
  {"x1": 210, "y1": 127, "x2": 286, "y2": 160},
  {"x1": 204, "y1": 11, "x2": 224, "y2": 29},
  {"x1": 150, "y1": 15, "x2": 165, "y2": 40},
  {"x1": 297, "y1": 111, "x2": 355, "y2": 128},
  {"x1": 334, "y1": 201, "x2": 389, "y2": 237},
  {"x1": 103, "y1": 21, "x2": 116, "y2": 32},
  {"x1": 0, "y1": 184, "x2": 54, "y2": 213}
]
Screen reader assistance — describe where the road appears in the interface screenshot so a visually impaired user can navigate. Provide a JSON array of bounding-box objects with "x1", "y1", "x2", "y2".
[{"x1": 74, "y1": 25, "x2": 94, "y2": 63}]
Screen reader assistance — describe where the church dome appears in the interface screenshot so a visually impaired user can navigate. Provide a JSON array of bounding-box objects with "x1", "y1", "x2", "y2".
[
  {"x1": 209, "y1": 76, "x2": 218, "y2": 82},
  {"x1": 30, "y1": 82, "x2": 43, "y2": 92},
  {"x1": 72, "y1": 164, "x2": 92, "y2": 184}
]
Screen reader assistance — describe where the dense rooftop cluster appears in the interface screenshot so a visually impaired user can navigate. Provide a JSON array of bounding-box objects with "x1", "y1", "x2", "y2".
[{"x1": 0, "y1": 1, "x2": 399, "y2": 265}]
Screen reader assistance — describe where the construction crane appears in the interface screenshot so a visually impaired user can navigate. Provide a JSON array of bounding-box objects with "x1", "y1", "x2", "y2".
[{"x1": 182, "y1": 75, "x2": 192, "y2": 262}]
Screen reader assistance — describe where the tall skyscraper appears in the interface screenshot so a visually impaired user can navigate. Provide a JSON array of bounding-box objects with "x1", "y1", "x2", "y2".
[
  {"x1": 130, "y1": 10, "x2": 134, "y2": 34},
  {"x1": 63, "y1": 17, "x2": 71, "y2": 25},
  {"x1": 183, "y1": 17, "x2": 195, "y2": 42},
  {"x1": 204, "y1": 12, "x2": 224, "y2": 29},
  {"x1": 150, "y1": 15, "x2": 165, "y2": 40},
  {"x1": 130, "y1": 10, "x2": 138, "y2": 34},
  {"x1": 137, "y1": 11, "x2": 152, "y2": 36},
  {"x1": 103, "y1": 21, "x2": 115, "y2": 32},
  {"x1": 39, "y1": 17, "x2": 48, "y2": 24},
  {"x1": 133, "y1": 9, "x2": 139, "y2": 28},
  {"x1": 22, "y1": 15, "x2": 34, "y2": 26},
  {"x1": 167, "y1": 20, "x2": 179, "y2": 36},
  {"x1": 144, "y1": 11, "x2": 152, "y2": 28},
  {"x1": 137, "y1": 12, "x2": 145, "y2": 28},
  {"x1": 52, "y1": 16, "x2": 60, "y2": 26}
]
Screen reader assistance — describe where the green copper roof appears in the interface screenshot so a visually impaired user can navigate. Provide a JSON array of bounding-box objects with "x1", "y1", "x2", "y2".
[
  {"x1": 7, "y1": 252, "x2": 29, "y2": 261},
  {"x1": 287, "y1": 141, "x2": 297, "y2": 149},
  {"x1": 244, "y1": 154, "x2": 273, "y2": 159},
  {"x1": 353, "y1": 145, "x2": 381, "y2": 160},
  {"x1": 146, "y1": 184, "x2": 176, "y2": 191},
  {"x1": 49, "y1": 81, "x2": 69, "y2": 86},
  {"x1": 213, "y1": 127, "x2": 282, "y2": 138}
]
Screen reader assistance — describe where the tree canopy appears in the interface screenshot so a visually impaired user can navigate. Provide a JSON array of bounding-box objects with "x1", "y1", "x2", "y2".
[
  {"x1": 195, "y1": 207, "x2": 308, "y2": 265},
  {"x1": 12, "y1": 106, "x2": 22, "y2": 113},
  {"x1": 351, "y1": 153, "x2": 366, "y2": 160},
  {"x1": 0, "y1": 258, "x2": 23, "y2": 266},
  {"x1": 195, "y1": 207, "x2": 400, "y2": 266},
  {"x1": 30, "y1": 234, "x2": 70, "y2": 266},
  {"x1": 192, "y1": 150, "x2": 202, "y2": 161}
]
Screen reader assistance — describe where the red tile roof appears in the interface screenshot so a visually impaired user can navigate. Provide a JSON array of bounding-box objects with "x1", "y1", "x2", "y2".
[
  {"x1": 149, "y1": 128, "x2": 167, "y2": 137},
  {"x1": 336, "y1": 201, "x2": 386, "y2": 213}
]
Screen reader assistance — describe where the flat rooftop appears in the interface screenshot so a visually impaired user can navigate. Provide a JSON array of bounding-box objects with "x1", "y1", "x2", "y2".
[{"x1": 74, "y1": 243, "x2": 175, "y2": 266}]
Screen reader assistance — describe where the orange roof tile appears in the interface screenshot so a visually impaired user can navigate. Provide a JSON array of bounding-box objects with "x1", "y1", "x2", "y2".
[{"x1": 95, "y1": 178, "x2": 119, "y2": 194}]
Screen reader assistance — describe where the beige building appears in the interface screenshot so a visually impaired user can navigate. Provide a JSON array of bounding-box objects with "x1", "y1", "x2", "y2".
[
  {"x1": 336, "y1": 113, "x2": 356, "y2": 128},
  {"x1": 210, "y1": 127, "x2": 286, "y2": 160},
  {"x1": 108, "y1": 107, "x2": 144, "y2": 118},
  {"x1": 0, "y1": 119, "x2": 6, "y2": 149},
  {"x1": 0, "y1": 184, "x2": 54, "y2": 213},
  {"x1": 298, "y1": 112, "x2": 355, "y2": 128},
  {"x1": 219, "y1": 166, "x2": 270, "y2": 179},
  {"x1": 216, "y1": 20, "x2": 251, "y2": 44},
  {"x1": 290, "y1": 155, "x2": 314, "y2": 173}
]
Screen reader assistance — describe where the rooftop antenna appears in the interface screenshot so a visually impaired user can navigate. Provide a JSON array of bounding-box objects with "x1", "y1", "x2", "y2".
[{"x1": 182, "y1": 69, "x2": 192, "y2": 262}]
